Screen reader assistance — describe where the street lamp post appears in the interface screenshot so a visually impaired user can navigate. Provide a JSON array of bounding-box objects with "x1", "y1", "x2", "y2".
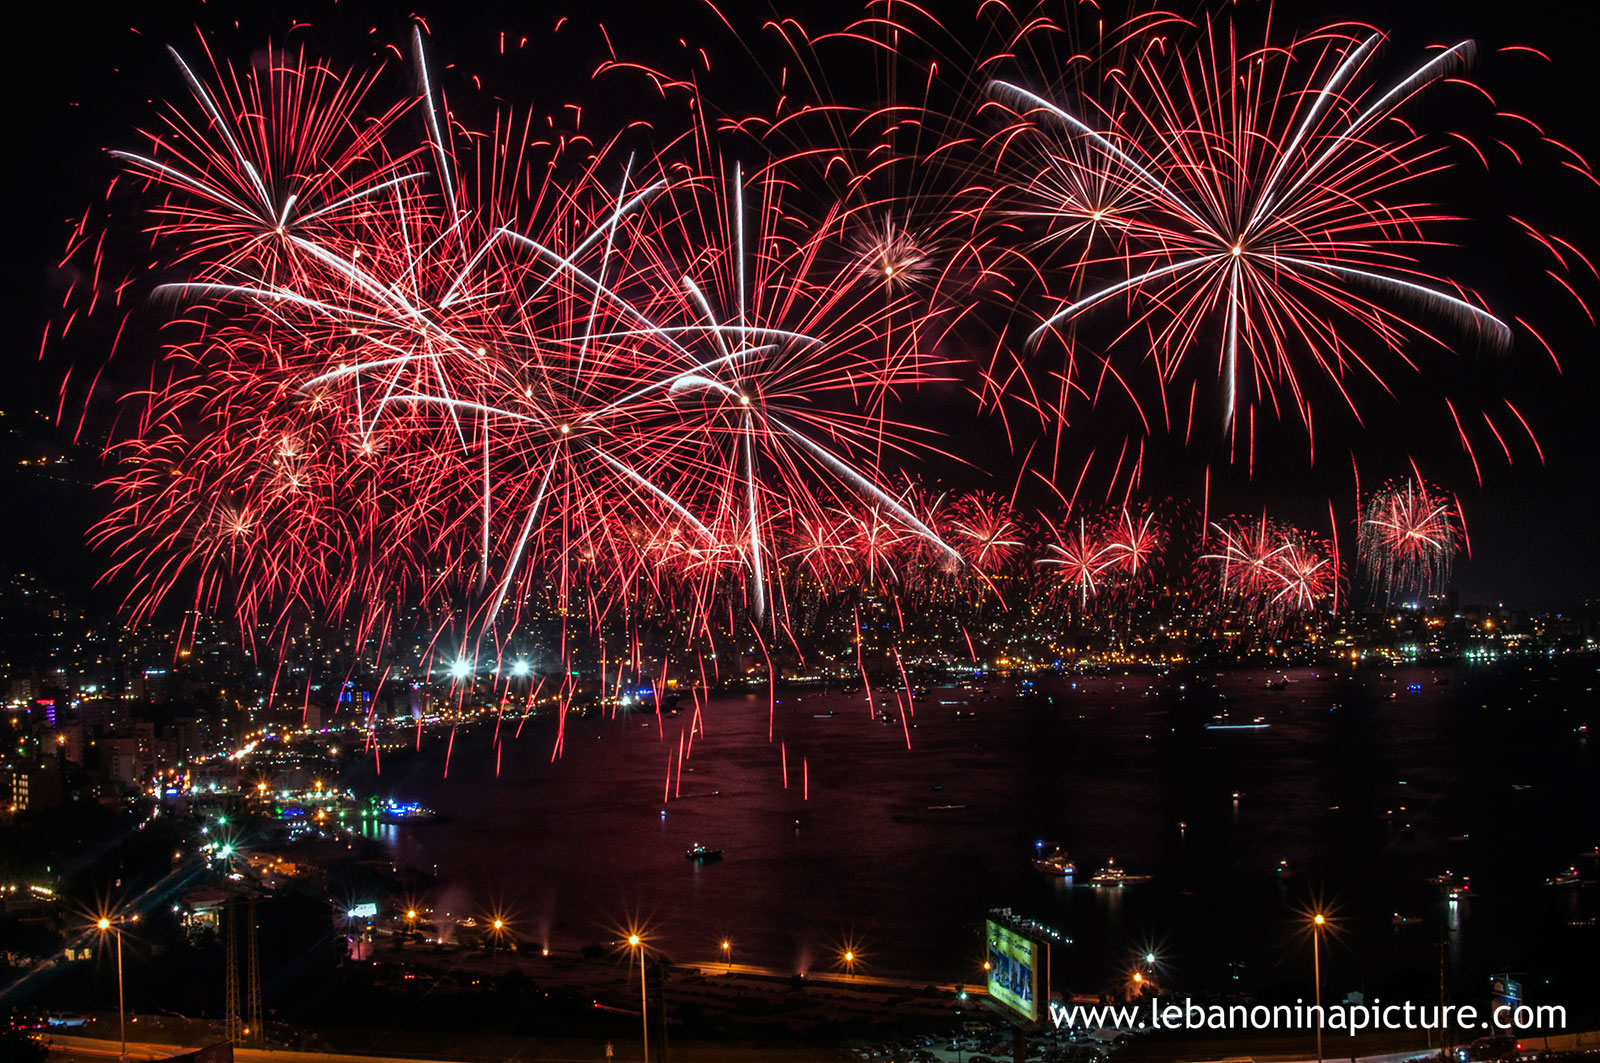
[
  {"x1": 1312, "y1": 913, "x2": 1326, "y2": 1063},
  {"x1": 955, "y1": 987, "x2": 968, "y2": 1063},
  {"x1": 96, "y1": 916, "x2": 128, "y2": 1063},
  {"x1": 629, "y1": 934, "x2": 648, "y2": 1063}
]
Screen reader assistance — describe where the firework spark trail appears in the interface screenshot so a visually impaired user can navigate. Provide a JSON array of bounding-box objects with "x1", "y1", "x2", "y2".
[
  {"x1": 977, "y1": 11, "x2": 1586, "y2": 462},
  {"x1": 1201, "y1": 515, "x2": 1335, "y2": 625},
  {"x1": 1358, "y1": 478, "x2": 1462, "y2": 604},
  {"x1": 1039, "y1": 516, "x2": 1113, "y2": 610},
  {"x1": 89, "y1": 31, "x2": 965, "y2": 687}
]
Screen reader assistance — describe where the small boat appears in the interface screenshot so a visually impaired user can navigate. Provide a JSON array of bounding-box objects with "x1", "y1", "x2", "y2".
[
  {"x1": 1032, "y1": 847, "x2": 1076, "y2": 876},
  {"x1": 1392, "y1": 912, "x2": 1420, "y2": 926},
  {"x1": 1089, "y1": 859, "x2": 1151, "y2": 887},
  {"x1": 686, "y1": 843, "x2": 723, "y2": 862},
  {"x1": 1546, "y1": 866, "x2": 1580, "y2": 886},
  {"x1": 1425, "y1": 869, "x2": 1460, "y2": 887},
  {"x1": 1275, "y1": 859, "x2": 1293, "y2": 879},
  {"x1": 1206, "y1": 713, "x2": 1269, "y2": 731},
  {"x1": 378, "y1": 800, "x2": 437, "y2": 823}
]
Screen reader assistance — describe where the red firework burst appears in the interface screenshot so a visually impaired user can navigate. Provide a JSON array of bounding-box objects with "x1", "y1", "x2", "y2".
[
  {"x1": 981, "y1": 10, "x2": 1587, "y2": 462},
  {"x1": 1100, "y1": 507, "x2": 1164, "y2": 582},
  {"x1": 87, "y1": 31, "x2": 964, "y2": 656},
  {"x1": 1358, "y1": 479, "x2": 1463, "y2": 604},
  {"x1": 1038, "y1": 517, "x2": 1113, "y2": 609},
  {"x1": 1202, "y1": 515, "x2": 1333, "y2": 621}
]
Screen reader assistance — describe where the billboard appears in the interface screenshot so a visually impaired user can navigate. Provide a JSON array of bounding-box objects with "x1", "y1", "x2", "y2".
[{"x1": 986, "y1": 917, "x2": 1040, "y2": 1023}]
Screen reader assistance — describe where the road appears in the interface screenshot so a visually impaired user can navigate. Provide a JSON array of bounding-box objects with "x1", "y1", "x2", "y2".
[{"x1": 684, "y1": 958, "x2": 987, "y2": 995}]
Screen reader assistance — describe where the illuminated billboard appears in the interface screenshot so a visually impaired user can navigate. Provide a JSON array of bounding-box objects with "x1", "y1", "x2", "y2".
[{"x1": 986, "y1": 917, "x2": 1040, "y2": 1023}]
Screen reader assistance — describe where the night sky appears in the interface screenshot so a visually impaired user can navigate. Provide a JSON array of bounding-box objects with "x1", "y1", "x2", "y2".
[{"x1": 5, "y1": 0, "x2": 1598, "y2": 616}]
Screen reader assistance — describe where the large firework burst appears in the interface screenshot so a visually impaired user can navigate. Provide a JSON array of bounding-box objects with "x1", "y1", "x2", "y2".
[
  {"x1": 981, "y1": 14, "x2": 1572, "y2": 458},
  {"x1": 90, "y1": 30, "x2": 962, "y2": 659}
]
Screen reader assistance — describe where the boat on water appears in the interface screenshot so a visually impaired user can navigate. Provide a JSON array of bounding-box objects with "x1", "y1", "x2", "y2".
[
  {"x1": 1032, "y1": 847, "x2": 1076, "y2": 876},
  {"x1": 1392, "y1": 912, "x2": 1420, "y2": 927},
  {"x1": 1207, "y1": 713, "x2": 1269, "y2": 731},
  {"x1": 1089, "y1": 859, "x2": 1151, "y2": 887},
  {"x1": 1546, "y1": 866, "x2": 1580, "y2": 886},
  {"x1": 1425, "y1": 869, "x2": 1461, "y2": 887},
  {"x1": 686, "y1": 843, "x2": 723, "y2": 862},
  {"x1": 378, "y1": 800, "x2": 437, "y2": 824}
]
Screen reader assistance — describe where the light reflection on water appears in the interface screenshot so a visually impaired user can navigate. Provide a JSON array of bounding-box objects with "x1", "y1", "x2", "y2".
[{"x1": 358, "y1": 820, "x2": 400, "y2": 845}]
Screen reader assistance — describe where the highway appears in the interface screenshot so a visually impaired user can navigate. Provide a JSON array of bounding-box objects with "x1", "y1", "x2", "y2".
[{"x1": 683, "y1": 958, "x2": 987, "y2": 995}]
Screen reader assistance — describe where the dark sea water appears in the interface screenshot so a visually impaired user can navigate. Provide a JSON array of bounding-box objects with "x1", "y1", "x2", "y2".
[{"x1": 343, "y1": 659, "x2": 1600, "y2": 1008}]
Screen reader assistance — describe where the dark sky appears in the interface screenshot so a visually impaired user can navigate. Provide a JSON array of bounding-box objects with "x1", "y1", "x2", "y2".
[{"x1": 5, "y1": 0, "x2": 1598, "y2": 615}]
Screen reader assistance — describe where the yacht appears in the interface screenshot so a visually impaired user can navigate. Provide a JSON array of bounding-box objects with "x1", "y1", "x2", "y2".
[
  {"x1": 686, "y1": 843, "x2": 723, "y2": 862},
  {"x1": 1032, "y1": 847, "x2": 1076, "y2": 876},
  {"x1": 1089, "y1": 859, "x2": 1151, "y2": 887}
]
